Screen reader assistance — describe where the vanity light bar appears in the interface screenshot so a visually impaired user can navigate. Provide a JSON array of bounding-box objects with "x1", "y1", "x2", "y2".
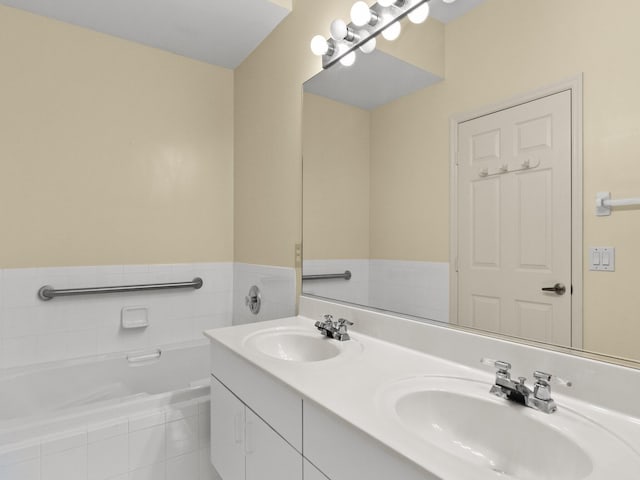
[{"x1": 311, "y1": 0, "x2": 432, "y2": 69}]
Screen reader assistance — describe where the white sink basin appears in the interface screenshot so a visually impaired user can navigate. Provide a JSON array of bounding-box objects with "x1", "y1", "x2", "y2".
[
  {"x1": 378, "y1": 376, "x2": 640, "y2": 480},
  {"x1": 243, "y1": 327, "x2": 358, "y2": 362}
]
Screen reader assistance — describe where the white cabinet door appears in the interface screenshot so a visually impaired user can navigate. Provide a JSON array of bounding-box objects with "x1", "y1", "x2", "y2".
[
  {"x1": 211, "y1": 343, "x2": 303, "y2": 451},
  {"x1": 304, "y1": 459, "x2": 330, "y2": 480},
  {"x1": 245, "y1": 408, "x2": 302, "y2": 480},
  {"x1": 211, "y1": 376, "x2": 246, "y2": 480},
  {"x1": 211, "y1": 375, "x2": 302, "y2": 480}
]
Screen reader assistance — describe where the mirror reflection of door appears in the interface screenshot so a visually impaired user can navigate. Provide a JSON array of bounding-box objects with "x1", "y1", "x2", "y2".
[{"x1": 455, "y1": 90, "x2": 573, "y2": 346}]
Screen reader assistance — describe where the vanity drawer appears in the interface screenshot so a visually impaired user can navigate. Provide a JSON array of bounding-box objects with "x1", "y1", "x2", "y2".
[{"x1": 303, "y1": 399, "x2": 435, "y2": 480}]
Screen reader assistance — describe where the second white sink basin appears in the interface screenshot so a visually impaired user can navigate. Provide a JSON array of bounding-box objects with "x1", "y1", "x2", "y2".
[
  {"x1": 378, "y1": 376, "x2": 640, "y2": 479},
  {"x1": 243, "y1": 326, "x2": 360, "y2": 362}
]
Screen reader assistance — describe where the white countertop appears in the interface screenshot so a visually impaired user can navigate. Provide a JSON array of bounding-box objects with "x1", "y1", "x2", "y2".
[{"x1": 205, "y1": 316, "x2": 640, "y2": 480}]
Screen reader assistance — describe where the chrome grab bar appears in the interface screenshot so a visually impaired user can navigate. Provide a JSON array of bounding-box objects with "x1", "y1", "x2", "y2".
[
  {"x1": 38, "y1": 277, "x2": 203, "y2": 301},
  {"x1": 302, "y1": 270, "x2": 352, "y2": 281}
]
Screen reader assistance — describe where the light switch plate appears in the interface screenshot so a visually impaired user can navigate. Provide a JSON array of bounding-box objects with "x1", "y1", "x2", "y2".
[
  {"x1": 295, "y1": 243, "x2": 302, "y2": 268},
  {"x1": 589, "y1": 247, "x2": 615, "y2": 271}
]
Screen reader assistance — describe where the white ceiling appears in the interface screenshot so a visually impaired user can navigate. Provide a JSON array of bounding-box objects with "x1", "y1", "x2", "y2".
[
  {"x1": 429, "y1": 0, "x2": 486, "y2": 24},
  {"x1": 304, "y1": 50, "x2": 442, "y2": 111},
  {"x1": 0, "y1": 0, "x2": 484, "y2": 69},
  {"x1": 303, "y1": 0, "x2": 487, "y2": 110},
  {"x1": 0, "y1": 0, "x2": 291, "y2": 69}
]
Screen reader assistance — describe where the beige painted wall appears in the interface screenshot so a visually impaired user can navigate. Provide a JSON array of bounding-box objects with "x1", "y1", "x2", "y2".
[
  {"x1": 234, "y1": 0, "x2": 360, "y2": 268},
  {"x1": 370, "y1": 91, "x2": 450, "y2": 262},
  {"x1": 302, "y1": 93, "x2": 370, "y2": 260},
  {"x1": 0, "y1": 6, "x2": 234, "y2": 268},
  {"x1": 377, "y1": 17, "x2": 444, "y2": 77},
  {"x1": 453, "y1": 0, "x2": 640, "y2": 362},
  {"x1": 366, "y1": 0, "x2": 640, "y2": 360},
  {"x1": 243, "y1": 0, "x2": 640, "y2": 361},
  {"x1": 234, "y1": 0, "x2": 444, "y2": 268}
]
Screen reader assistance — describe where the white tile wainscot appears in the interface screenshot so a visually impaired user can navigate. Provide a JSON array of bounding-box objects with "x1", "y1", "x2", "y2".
[
  {"x1": 232, "y1": 263, "x2": 296, "y2": 325},
  {"x1": 302, "y1": 259, "x2": 370, "y2": 307},
  {"x1": 302, "y1": 259, "x2": 449, "y2": 322},
  {"x1": 0, "y1": 398, "x2": 219, "y2": 480},
  {"x1": 0, "y1": 263, "x2": 233, "y2": 368},
  {"x1": 369, "y1": 260, "x2": 448, "y2": 322}
]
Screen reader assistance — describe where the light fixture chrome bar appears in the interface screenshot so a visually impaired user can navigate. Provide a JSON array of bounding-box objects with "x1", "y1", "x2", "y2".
[
  {"x1": 302, "y1": 271, "x2": 352, "y2": 281},
  {"x1": 38, "y1": 277, "x2": 203, "y2": 301},
  {"x1": 322, "y1": 0, "x2": 430, "y2": 69}
]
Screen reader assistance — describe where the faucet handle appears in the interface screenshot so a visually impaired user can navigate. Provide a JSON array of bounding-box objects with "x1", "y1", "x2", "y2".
[
  {"x1": 533, "y1": 371, "x2": 572, "y2": 403},
  {"x1": 320, "y1": 314, "x2": 336, "y2": 328},
  {"x1": 315, "y1": 314, "x2": 336, "y2": 335},
  {"x1": 480, "y1": 358, "x2": 512, "y2": 373},
  {"x1": 533, "y1": 371, "x2": 552, "y2": 384},
  {"x1": 534, "y1": 371, "x2": 573, "y2": 388},
  {"x1": 336, "y1": 318, "x2": 354, "y2": 333}
]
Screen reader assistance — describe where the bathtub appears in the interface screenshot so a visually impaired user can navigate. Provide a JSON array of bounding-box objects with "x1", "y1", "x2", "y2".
[{"x1": 0, "y1": 340, "x2": 220, "y2": 480}]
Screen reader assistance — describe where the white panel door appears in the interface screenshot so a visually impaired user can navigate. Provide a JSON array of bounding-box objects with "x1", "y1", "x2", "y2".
[
  {"x1": 211, "y1": 376, "x2": 246, "y2": 480},
  {"x1": 245, "y1": 409, "x2": 302, "y2": 480},
  {"x1": 457, "y1": 91, "x2": 572, "y2": 346}
]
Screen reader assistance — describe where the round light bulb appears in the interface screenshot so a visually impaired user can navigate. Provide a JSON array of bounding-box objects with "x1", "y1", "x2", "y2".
[
  {"x1": 359, "y1": 33, "x2": 376, "y2": 54},
  {"x1": 310, "y1": 35, "x2": 329, "y2": 56},
  {"x1": 330, "y1": 19, "x2": 348, "y2": 40},
  {"x1": 408, "y1": 2, "x2": 430, "y2": 24},
  {"x1": 340, "y1": 51, "x2": 357, "y2": 67},
  {"x1": 337, "y1": 44, "x2": 357, "y2": 67},
  {"x1": 382, "y1": 20, "x2": 401, "y2": 41},
  {"x1": 350, "y1": 1, "x2": 372, "y2": 27}
]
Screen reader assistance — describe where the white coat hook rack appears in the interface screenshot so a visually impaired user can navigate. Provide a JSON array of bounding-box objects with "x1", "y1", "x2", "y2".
[
  {"x1": 478, "y1": 159, "x2": 541, "y2": 178},
  {"x1": 595, "y1": 192, "x2": 640, "y2": 216}
]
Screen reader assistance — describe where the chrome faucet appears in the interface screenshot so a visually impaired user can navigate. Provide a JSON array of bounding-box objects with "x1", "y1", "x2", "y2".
[
  {"x1": 315, "y1": 314, "x2": 336, "y2": 337},
  {"x1": 333, "y1": 318, "x2": 354, "y2": 341},
  {"x1": 314, "y1": 315, "x2": 354, "y2": 341},
  {"x1": 482, "y1": 358, "x2": 572, "y2": 414}
]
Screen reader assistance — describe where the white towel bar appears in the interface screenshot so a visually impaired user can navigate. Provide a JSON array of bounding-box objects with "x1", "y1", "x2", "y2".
[{"x1": 596, "y1": 192, "x2": 640, "y2": 216}]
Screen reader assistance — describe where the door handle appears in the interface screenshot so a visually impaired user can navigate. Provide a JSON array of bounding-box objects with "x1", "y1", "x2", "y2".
[{"x1": 541, "y1": 283, "x2": 566, "y2": 295}]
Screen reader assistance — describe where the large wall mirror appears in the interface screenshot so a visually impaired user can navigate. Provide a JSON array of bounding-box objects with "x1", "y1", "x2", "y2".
[{"x1": 302, "y1": 0, "x2": 640, "y2": 365}]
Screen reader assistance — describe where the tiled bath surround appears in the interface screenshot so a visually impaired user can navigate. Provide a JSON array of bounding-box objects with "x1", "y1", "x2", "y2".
[
  {"x1": 303, "y1": 259, "x2": 449, "y2": 322},
  {"x1": 0, "y1": 261, "x2": 296, "y2": 480},
  {"x1": 0, "y1": 263, "x2": 234, "y2": 369},
  {"x1": 0, "y1": 397, "x2": 219, "y2": 480}
]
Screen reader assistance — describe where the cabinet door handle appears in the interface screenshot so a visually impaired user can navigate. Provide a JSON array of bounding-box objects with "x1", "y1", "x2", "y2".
[
  {"x1": 234, "y1": 412, "x2": 243, "y2": 445},
  {"x1": 245, "y1": 420, "x2": 255, "y2": 455}
]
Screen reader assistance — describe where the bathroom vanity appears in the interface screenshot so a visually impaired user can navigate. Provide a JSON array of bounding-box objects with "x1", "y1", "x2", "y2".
[{"x1": 205, "y1": 297, "x2": 640, "y2": 480}]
